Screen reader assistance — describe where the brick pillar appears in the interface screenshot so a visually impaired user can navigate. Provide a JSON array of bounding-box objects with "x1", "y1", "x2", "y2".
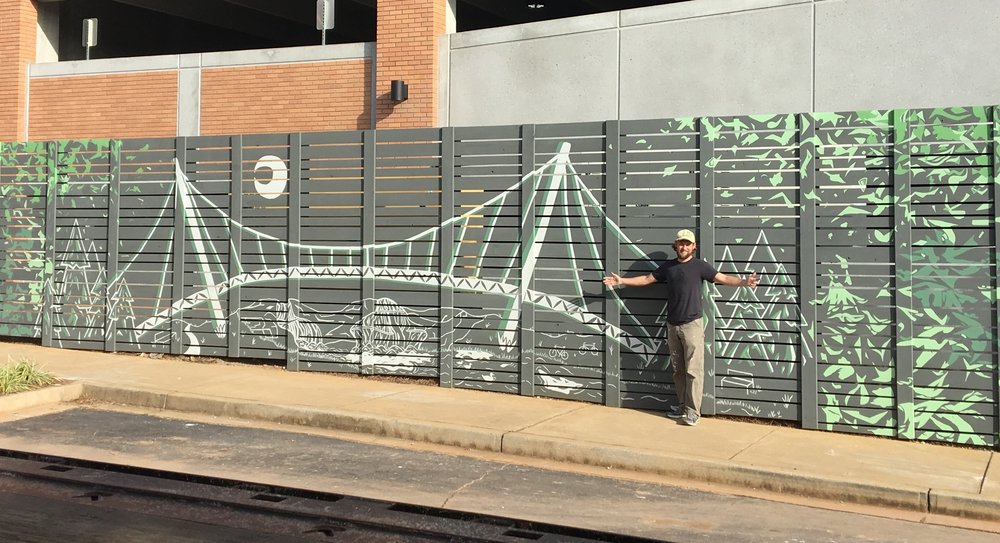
[
  {"x1": 0, "y1": 0, "x2": 36, "y2": 141},
  {"x1": 376, "y1": 0, "x2": 448, "y2": 129}
]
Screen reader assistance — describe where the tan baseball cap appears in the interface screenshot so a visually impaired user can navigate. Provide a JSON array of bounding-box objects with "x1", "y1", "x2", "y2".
[{"x1": 675, "y1": 229, "x2": 696, "y2": 243}]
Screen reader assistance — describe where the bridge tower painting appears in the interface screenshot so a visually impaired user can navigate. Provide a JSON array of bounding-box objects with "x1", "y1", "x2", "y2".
[{"x1": 4, "y1": 106, "x2": 999, "y2": 447}]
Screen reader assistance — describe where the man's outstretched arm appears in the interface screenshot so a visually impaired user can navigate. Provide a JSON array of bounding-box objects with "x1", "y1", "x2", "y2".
[
  {"x1": 713, "y1": 271, "x2": 759, "y2": 288},
  {"x1": 603, "y1": 272, "x2": 657, "y2": 288}
]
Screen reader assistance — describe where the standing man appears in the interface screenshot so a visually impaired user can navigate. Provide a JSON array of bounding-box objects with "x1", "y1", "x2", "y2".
[{"x1": 603, "y1": 229, "x2": 758, "y2": 426}]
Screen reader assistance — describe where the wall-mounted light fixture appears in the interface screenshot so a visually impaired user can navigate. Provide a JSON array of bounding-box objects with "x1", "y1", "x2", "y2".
[
  {"x1": 390, "y1": 80, "x2": 408, "y2": 102},
  {"x1": 527, "y1": 2, "x2": 545, "y2": 8}
]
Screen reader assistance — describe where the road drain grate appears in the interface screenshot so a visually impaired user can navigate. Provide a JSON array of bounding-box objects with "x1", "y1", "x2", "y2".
[
  {"x1": 251, "y1": 493, "x2": 287, "y2": 503},
  {"x1": 0, "y1": 447, "x2": 671, "y2": 543}
]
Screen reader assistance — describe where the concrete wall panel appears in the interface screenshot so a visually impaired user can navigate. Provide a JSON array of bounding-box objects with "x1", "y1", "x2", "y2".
[
  {"x1": 446, "y1": 0, "x2": 1000, "y2": 126},
  {"x1": 814, "y1": 0, "x2": 1000, "y2": 112},
  {"x1": 448, "y1": 14, "x2": 620, "y2": 127},
  {"x1": 619, "y1": 3, "x2": 814, "y2": 119}
]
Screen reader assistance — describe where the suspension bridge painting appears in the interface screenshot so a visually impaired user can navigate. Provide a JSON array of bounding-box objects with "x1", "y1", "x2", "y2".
[
  {"x1": 2, "y1": 106, "x2": 999, "y2": 448},
  {"x1": 46, "y1": 139, "x2": 675, "y2": 394}
]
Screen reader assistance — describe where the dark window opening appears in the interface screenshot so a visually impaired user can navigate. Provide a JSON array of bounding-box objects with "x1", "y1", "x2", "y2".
[
  {"x1": 457, "y1": 0, "x2": 683, "y2": 32},
  {"x1": 41, "y1": 0, "x2": 683, "y2": 62},
  {"x1": 48, "y1": 0, "x2": 376, "y2": 61}
]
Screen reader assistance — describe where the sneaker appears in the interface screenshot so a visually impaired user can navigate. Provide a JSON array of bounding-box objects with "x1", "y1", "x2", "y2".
[
  {"x1": 665, "y1": 405, "x2": 683, "y2": 419},
  {"x1": 680, "y1": 412, "x2": 700, "y2": 426}
]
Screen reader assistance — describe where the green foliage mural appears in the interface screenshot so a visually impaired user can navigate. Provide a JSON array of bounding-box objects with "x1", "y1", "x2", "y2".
[
  {"x1": 0, "y1": 106, "x2": 997, "y2": 448},
  {"x1": 0, "y1": 141, "x2": 49, "y2": 338}
]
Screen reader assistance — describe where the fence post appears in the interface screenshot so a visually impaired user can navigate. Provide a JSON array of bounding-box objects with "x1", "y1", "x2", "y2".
[
  {"x1": 439, "y1": 127, "x2": 455, "y2": 387},
  {"x1": 604, "y1": 120, "x2": 621, "y2": 407},
  {"x1": 698, "y1": 118, "x2": 717, "y2": 416},
  {"x1": 992, "y1": 104, "x2": 1000, "y2": 450},
  {"x1": 798, "y1": 113, "x2": 819, "y2": 429},
  {"x1": 361, "y1": 129, "x2": 376, "y2": 374},
  {"x1": 228, "y1": 136, "x2": 243, "y2": 359},
  {"x1": 104, "y1": 140, "x2": 121, "y2": 352},
  {"x1": 171, "y1": 138, "x2": 187, "y2": 355},
  {"x1": 287, "y1": 133, "x2": 302, "y2": 370},
  {"x1": 41, "y1": 141, "x2": 58, "y2": 347},
  {"x1": 519, "y1": 124, "x2": 536, "y2": 397},
  {"x1": 892, "y1": 109, "x2": 915, "y2": 440}
]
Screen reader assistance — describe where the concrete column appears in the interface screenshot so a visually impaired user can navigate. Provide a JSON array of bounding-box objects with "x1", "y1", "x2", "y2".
[{"x1": 177, "y1": 54, "x2": 201, "y2": 137}]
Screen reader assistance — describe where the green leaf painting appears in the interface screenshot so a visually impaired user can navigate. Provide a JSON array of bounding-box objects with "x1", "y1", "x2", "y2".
[{"x1": 0, "y1": 105, "x2": 997, "y2": 448}]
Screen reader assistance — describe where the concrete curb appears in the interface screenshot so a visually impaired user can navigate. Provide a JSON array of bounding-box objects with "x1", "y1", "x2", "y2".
[
  {"x1": 929, "y1": 489, "x2": 1000, "y2": 521},
  {"x1": 0, "y1": 382, "x2": 83, "y2": 412},
  {"x1": 501, "y1": 432, "x2": 930, "y2": 512},
  {"x1": 64, "y1": 382, "x2": 1000, "y2": 522},
  {"x1": 79, "y1": 384, "x2": 504, "y2": 452}
]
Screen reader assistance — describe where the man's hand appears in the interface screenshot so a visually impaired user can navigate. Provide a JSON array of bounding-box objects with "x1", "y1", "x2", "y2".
[
  {"x1": 605, "y1": 272, "x2": 656, "y2": 289},
  {"x1": 745, "y1": 272, "x2": 759, "y2": 288}
]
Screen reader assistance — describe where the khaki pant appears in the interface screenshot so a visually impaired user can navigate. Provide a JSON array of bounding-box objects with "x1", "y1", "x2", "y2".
[{"x1": 667, "y1": 318, "x2": 704, "y2": 416}]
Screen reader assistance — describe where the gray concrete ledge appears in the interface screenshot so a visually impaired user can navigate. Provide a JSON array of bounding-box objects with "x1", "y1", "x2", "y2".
[
  {"x1": 4, "y1": 374, "x2": 999, "y2": 523},
  {"x1": 6, "y1": 344, "x2": 1000, "y2": 526},
  {"x1": 449, "y1": 0, "x2": 813, "y2": 49},
  {"x1": 929, "y1": 489, "x2": 1000, "y2": 522},
  {"x1": 449, "y1": 12, "x2": 618, "y2": 49},
  {"x1": 79, "y1": 384, "x2": 503, "y2": 452},
  {"x1": 501, "y1": 432, "x2": 930, "y2": 513},
  {"x1": 30, "y1": 43, "x2": 371, "y2": 78},
  {"x1": 201, "y1": 43, "x2": 370, "y2": 68},
  {"x1": 621, "y1": 0, "x2": 812, "y2": 26},
  {"x1": 0, "y1": 382, "x2": 82, "y2": 412},
  {"x1": 30, "y1": 54, "x2": 180, "y2": 77},
  {"x1": 72, "y1": 382, "x2": 971, "y2": 519}
]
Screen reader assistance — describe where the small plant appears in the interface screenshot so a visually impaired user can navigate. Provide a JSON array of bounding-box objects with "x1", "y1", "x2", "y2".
[{"x1": 0, "y1": 357, "x2": 58, "y2": 395}]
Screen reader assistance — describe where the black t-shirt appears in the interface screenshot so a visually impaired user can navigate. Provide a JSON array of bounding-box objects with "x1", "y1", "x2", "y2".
[{"x1": 651, "y1": 258, "x2": 718, "y2": 325}]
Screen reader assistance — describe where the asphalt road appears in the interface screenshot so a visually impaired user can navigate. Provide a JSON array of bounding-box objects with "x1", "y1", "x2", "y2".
[{"x1": 0, "y1": 404, "x2": 996, "y2": 543}]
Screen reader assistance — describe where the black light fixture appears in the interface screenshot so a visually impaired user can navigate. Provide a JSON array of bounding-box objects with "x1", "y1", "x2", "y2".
[{"x1": 390, "y1": 80, "x2": 408, "y2": 102}]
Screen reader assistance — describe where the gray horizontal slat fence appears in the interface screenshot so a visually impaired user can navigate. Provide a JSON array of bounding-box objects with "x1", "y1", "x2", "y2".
[
  {"x1": 178, "y1": 136, "x2": 233, "y2": 359},
  {"x1": 295, "y1": 130, "x2": 365, "y2": 373},
  {"x1": 707, "y1": 114, "x2": 804, "y2": 422},
  {"x1": 0, "y1": 141, "x2": 48, "y2": 338},
  {"x1": 530, "y1": 121, "x2": 608, "y2": 403},
  {"x1": 617, "y1": 117, "x2": 699, "y2": 411},
  {"x1": 49, "y1": 140, "x2": 113, "y2": 352},
  {"x1": 1, "y1": 105, "x2": 999, "y2": 448},
  {"x1": 235, "y1": 134, "x2": 290, "y2": 361},
  {"x1": 814, "y1": 111, "x2": 898, "y2": 438},
  {"x1": 115, "y1": 138, "x2": 176, "y2": 354},
  {"x1": 448, "y1": 124, "x2": 523, "y2": 394},
  {"x1": 903, "y1": 108, "x2": 996, "y2": 445},
  {"x1": 368, "y1": 129, "x2": 442, "y2": 378}
]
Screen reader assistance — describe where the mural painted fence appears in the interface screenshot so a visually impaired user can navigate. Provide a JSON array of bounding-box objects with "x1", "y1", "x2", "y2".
[{"x1": 1, "y1": 106, "x2": 998, "y2": 447}]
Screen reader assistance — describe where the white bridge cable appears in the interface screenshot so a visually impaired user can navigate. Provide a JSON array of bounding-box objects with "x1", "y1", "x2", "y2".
[
  {"x1": 123, "y1": 148, "x2": 667, "y2": 361},
  {"x1": 132, "y1": 266, "x2": 659, "y2": 364}
]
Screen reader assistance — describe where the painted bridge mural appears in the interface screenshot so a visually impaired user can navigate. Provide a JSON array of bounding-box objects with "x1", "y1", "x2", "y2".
[{"x1": 0, "y1": 106, "x2": 998, "y2": 448}]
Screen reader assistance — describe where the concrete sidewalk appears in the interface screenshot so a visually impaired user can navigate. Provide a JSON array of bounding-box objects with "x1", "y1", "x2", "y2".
[{"x1": 1, "y1": 341, "x2": 997, "y2": 522}]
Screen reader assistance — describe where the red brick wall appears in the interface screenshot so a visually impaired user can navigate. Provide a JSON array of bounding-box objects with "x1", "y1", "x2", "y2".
[
  {"x1": 28, "y1": 72, "x2": 178, "y2": 140},
  {"x1": 376, "y1": 0, "x2": 447, "y2": 129},
  {"x1": 200, "y1": 60, "x2": 371, "y2": 135},
  {"x1": 4, "y1": 1, "x2": 445, "y2": 140},
  {"x1": 0, "y1": 0, "x2": 36, "y2": 141}
]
